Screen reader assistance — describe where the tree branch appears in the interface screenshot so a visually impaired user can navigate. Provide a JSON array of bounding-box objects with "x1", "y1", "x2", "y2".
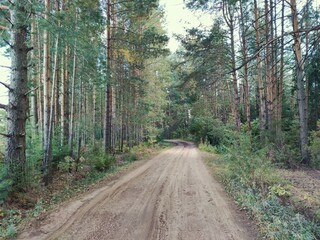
[
  {"x1": 0, "y1": 81, "x2": 12, "y2": 91},
  {"x1": 0, "y1": 103, "x2": 7, "y2": 110},
  {"x1": 0, "y1": 4, "x2": 9, "y2": 10},
  {"x1": 0, "y1": 133, "x2": 10, "y2": 138},
  {"x1": 25, "y1": 87, "x2": 39, "y2": 96}
]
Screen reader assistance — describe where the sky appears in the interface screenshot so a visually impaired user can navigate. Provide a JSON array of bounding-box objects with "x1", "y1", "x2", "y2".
[
  {"x1": 159, "y1": 0, "x2": 213, "y2": 52},
  {"x1": 0, "y1": 48, "x2": 10, "y2": 105}
]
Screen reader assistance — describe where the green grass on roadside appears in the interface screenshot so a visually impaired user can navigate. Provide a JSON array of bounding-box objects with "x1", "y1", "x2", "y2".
[{"x1": 200, "y1": 142, "x2": 320, "y2": 240}]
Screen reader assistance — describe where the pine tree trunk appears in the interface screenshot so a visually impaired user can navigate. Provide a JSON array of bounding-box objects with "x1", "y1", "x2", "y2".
[
  {"x1": 222, "y1": 2, "x2": 240, "y2": 131},
  {"x1": 60, "y1": 46, "x2": 69, "y2": 146},
  {"x1": 30, "y1": 13, "x2": 38, "y2": 133},
  {"x1": 278, "y1": 0, "x2": 285, "y2": 123},
  {"x1": 265, "y1": 0, "x2": 273, "y2": 129},
  {"x1": 42, "y1": 0, "x2": 51, "y2": 185},
  {"x1": 37, "y1": 20, "x2": 44, "y2": 136},
  {"x1": 104, "y1": 0, "x2": 113, "y2": 153},
  {"x1": 76, "y1": 80, "x2": 82, "y2": 170},
  {"x1": 92, "y1": 84, "x2": 97, "y2": 146},
  {"x1": 68, "y1": 46, "x2": 77, "y2": 156},
  {"x1": 254, "y1": 0, "x2": 266, "y2": 135},
  {"x1": 240, "y1": 0, "x2": 251, "y2": 137},
  {"x1": 60, "y1": 0, "x2": 69, "y2": 146},
  {"x1": 290, "y1": 0, "x2": 309, "y2": 163},
  {"x1": 6, "y1": 0, "x2": 29, "y2": 187}
]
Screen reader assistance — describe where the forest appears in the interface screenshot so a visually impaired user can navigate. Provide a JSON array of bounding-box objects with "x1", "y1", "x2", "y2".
[{"x1": 0, "y1": 0, "x2": 320, "y2": 239}]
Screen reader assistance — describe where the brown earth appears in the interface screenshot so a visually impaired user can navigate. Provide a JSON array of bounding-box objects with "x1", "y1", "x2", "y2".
[
  {"x1": 278, "y1": 168, "x2": 320, "y2": 220},
  {"x1": 17, "y1": 141, "x2": 258, "y2": 240}
]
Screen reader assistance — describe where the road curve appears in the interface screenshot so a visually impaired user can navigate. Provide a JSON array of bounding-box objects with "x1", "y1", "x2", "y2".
[{"x1": 18, "y1": 140, "x2": 256, "y2": 240}]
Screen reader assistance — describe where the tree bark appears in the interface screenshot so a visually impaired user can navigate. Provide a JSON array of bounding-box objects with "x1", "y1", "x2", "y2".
[
  {"x1": 265, "y1": 0, "x2": 273, "y2": 129},
  {"x1": 104, "y1": 0, "x2": 113, "y2": 153},
  {"x1": 60, "y1": 46, "x2": 69, "y2": 146},
  {"x1": 6, "y1": 0, "x2": 29, "y2": 187},
  {"x1": 30, "y1": 13, "x2": 38, "y2": 133},
  {"x1": 222, "y1": 1, "x2": 240, "y2": 131},
  {"x1": 240, "y1": 0, "x2": 251, "y2": 136},
  {"x1": 278, "y1": 0, "x2": 285, "y2": 123},
  {"x1": 68, "y1": 46, "x2": 77, "y2": 156},
  {"x1": 254, "y1": 0, "x2": 266, "y2": 135},
  {"x1": 290, "y1": 0, "x2": 309, "y2": 163},
  {"x1": 42, "y1": 0, "x2": 51, "y2": 185}
]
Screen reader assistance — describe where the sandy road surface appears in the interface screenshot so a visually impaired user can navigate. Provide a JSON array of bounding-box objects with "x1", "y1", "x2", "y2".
[{"x1": 18, "y1": 141, "x2": 256, "y2": 240}]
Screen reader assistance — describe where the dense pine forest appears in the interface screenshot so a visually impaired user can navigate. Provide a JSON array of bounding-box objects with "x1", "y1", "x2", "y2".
[{"x1": 0, "y1": 0, "x2": 320, "y2": 239}]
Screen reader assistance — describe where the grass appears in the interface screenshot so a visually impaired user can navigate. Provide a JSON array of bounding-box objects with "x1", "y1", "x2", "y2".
[{"x1": 200, "y1": 142, "x2": 320, "y2": 240}]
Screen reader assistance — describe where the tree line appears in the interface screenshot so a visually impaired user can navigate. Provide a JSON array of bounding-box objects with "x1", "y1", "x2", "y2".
[
  {"x1": 0, "y1": 0, "x2": 169, "y2": 189},
  {"x1": 165, "y1": 0, "x2": 320, "y2": 167}
]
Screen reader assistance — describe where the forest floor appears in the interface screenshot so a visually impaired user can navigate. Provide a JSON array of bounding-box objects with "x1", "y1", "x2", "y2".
[
  {"x1": 278, "y1": 168, "x2": 320, "y2": 220},
  {"x1": 17, "y1": 141, "x2": 258, "y2": 240}
]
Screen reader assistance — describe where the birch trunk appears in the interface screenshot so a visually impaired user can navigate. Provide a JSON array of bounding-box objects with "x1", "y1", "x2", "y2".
[{"x1": 42, "y1": 0, "x2": 51, "y2": 184}]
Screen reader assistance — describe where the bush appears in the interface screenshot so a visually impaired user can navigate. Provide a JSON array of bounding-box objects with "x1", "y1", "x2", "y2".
[
  {"x1": 206, "y1": 131, "x2": 320, "y2": 239},
  {"x1": 0, "y1": 166, "x2": 11, "y2": 204},
  {"x1": 309, "y1": 124, "x2": 320, "y2": 168},
  {"x1": 123, "y1": 153, "x2": 138, "y2": 162},
  {"x1": 92, "y1": 152, "x2": 115, "y2": 172}
]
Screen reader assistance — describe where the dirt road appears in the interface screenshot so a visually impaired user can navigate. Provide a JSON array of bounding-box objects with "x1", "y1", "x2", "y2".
[{"x1": 18, "y1": 141, "x2": 256, "y2": 240}]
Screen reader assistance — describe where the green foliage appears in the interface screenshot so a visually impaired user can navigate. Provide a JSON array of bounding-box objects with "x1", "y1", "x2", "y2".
[
  {"x1": 189, "y1": 116, "x2": 224, "y2": 145},
  {"x1": 266, "y1": 120, "x2": 301, "y2": 168},
  {"x1": 309, "y1": 124, "x2": 320, "y2": 168},
  {"x1": 32, "y1": 199, "x2": 43, "y2": 218},
  {"x1": 57, "y1": 156, "x2": 75, "y2": 173},
  {"x1": 0, "y1": 166, "x2": 11, "y2": 204},
  {"x1": 0, "y1": 209, "x2": 21, "y2": 239},
  {"x1": 205, "y1": 130, "x2": 320, "y2": 239},
  {"x1": 91, "y1": 149, "x2": 115, "y2": 172},
  {"x1": 123, "y1": 153, "x2": 138, "y2": 162},
  {"x1": 269, "y1": 185, "x2": 292, "y2": 198}
]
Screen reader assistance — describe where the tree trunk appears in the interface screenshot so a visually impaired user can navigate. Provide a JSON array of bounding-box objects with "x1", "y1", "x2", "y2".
[
  {"x1": 104, "y1": 0, "x2": 113, "y2": 153},
  {"x1": 68, "y1": 46, "x2": 77, "y2": 156},
  {"x1": 278, "y1": 0, "x2": 284, "y2": 123},
  {"x1": 42, "y1": 0, "x2": 51, "y2": 185},
  {"x1": 37, "y1": 20, "x2": 44, "y2": 136},
  {"x1": 254, "y1": 0, "x2": 266, "y2": 135},
  {"x1": 92, "y1": 84, "x2": 97, "y2": 146},
  {"x1": 290, "y1": 0, "x2": 309, "y2": 163},
  {"x1": 30, "y1": 13, "x2": 38, "y2": 133},
  {"x1": 222, "y1": 1, "x2": 240, "y2": 131},
  {"x1": 76, "y1": 79, "x2": 82, "y2": 171},
  {"x1": 60, "y1": 46, "x2": 69, "y2": 146},
  {"x1": 240, "y1": 0, "x2": 251, "y2": 137},
  {"x1": 6, "y1": 0, "x2": 29, "y2": 187},
  {"x1": 265, "y1": 0, "x2": 273, "y2": 129}
]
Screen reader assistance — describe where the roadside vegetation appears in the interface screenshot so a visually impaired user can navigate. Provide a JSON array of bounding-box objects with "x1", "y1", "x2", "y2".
[
  {"x1": 183, "y1": 117, "x2": 320, "y2": 239},
  {"x1": 199, "y1": 131, "x2": 320, "y2": 239}
]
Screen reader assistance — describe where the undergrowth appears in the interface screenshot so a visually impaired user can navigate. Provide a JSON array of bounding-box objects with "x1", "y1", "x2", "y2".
[{"x1": 200, "y1": 138, "x2": 320, "y2": 240}]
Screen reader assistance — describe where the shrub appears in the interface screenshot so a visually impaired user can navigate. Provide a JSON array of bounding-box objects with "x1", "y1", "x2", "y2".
[
  {"x1": 0, "y1": 166, "x2": 11, "y2": 204},
  {"x1": 123, "y1": 153, "x2": 138, "y2": 162},
  {"x1": 92, "y1": 152, "x2": 115, "y2": 172},
  {"x1": 207, "y1": 131, "x2": 320, "y2": 239},
  {"x1": 309, "y1": 124, "x2": 320, "y2": 168}
]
